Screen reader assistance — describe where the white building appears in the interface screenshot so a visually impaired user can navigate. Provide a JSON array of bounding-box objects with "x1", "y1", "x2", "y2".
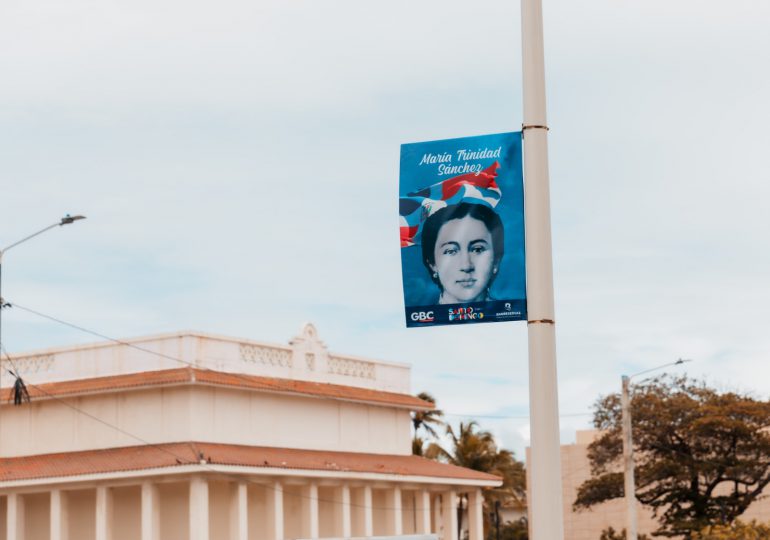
[{"x1": 0, "y1": 324, "x2": 499, "y2": 540}]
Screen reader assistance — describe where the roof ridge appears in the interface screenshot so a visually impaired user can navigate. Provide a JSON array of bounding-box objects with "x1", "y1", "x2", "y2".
[
  {"x1": 0, "y1": 441, "x2": 501, "y2": 484},
  {"x1": 0, "y1": 367, "x2": 433, "y2": 410}
]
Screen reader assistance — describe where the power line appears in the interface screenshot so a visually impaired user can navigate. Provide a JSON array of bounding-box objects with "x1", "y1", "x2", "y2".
[
  {"x1": 8, "y1": 302, "x2": 740, "y2": 515},
  {"x1": 0, "y1": 346, "x2": 444, "y2": 513},
  {"x1": 8, "y1": 300, "x2": 593, "y2": 421},
  {"x1": 0, "y1": 306, "x2": 511, "y2": 512},
  {"x1": 444, "y1": 412, "x2": 592, "y2": 420},
  {"x1": 8, "y1": 302, "x2": 305, "y2": 396}
]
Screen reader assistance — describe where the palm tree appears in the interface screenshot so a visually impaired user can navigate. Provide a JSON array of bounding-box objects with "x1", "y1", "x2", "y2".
[
  {"x1": 411, "y1": 391, "x2": 444, "y2": 455},
  {"x1": 484, "y1": 448, "x2": 527, "y2": 538},
  {"x1": 431, "y1": 421, "x2": 499, "y2": 470},
  {"x1": 430, "y1": 421, "x2": 526, "y2": 540}
]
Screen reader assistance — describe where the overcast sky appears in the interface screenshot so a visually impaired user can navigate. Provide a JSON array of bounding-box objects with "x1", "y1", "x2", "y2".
[{"x1": 2, "y1": 0, "x2": 769, "y2": 458}]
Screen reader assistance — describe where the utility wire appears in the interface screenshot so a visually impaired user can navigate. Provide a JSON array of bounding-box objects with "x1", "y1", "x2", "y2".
[
  {"x1": 2, "y1": 303, "x2": 743, "y2": 512},
  {"x1": 7, "y1": 355, "x2": 750, "y2": 516},
  {"x1": 7, "y1": 301, "x2": 594, "y2": 420},
  {"x1": 1, "y1": 345, "x2": 441, "y2": 513},
  {"x1": 0, "y1": 307, "x2": 504, "y2": 512},
  {"x1": 444, "y1": 412, "x2": 592, "y2": 420},
  {"x1": 8, "y1": 302, "x2": 306, "y2": 397}
]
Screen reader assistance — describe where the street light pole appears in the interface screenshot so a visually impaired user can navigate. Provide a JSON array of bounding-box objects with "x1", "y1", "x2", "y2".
[
  {"x1": 621, "y1": 358, "x2": 691, "y2": 540},
  {"x1": 0, "y1": 215, "x2": 86, "y2": 383},
  {"x1": 522, "y1": 0, "x2": 565, "y2": 538},
  {"x1": 621, "y1": 375, "x2": 637, "y2": 540}
]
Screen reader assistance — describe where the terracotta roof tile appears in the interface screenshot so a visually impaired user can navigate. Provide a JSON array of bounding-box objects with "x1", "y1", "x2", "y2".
[
  {"x1": 0, "y1": 368, "x2": 432, "y2": 410},
  {"x1": 0, "y1": 442, "x2": 501, "y2": 484}
]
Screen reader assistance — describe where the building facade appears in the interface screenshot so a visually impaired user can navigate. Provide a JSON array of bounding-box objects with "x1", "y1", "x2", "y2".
[{"x1": 0, "y1": 324, "x2": 499, "y2": 540}]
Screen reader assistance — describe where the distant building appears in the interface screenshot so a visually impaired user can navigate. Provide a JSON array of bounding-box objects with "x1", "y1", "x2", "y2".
[
  {"x1": 534, "y1": 430, "x2": 770, "y2": 539},
  {"x1": 497, "y1": 500, "x2": 526, "y2": 529},
  {"x1": 0, "y1": 324, "x2": 499, "y2": 540}
]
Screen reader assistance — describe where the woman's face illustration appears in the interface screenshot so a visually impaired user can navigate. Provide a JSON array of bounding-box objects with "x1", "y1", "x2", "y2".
[{"x1": 430, "y1": 215, "x2": 496, "y2": 304}]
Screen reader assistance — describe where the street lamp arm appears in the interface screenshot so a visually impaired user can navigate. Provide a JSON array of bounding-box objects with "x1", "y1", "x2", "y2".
[
  {"x1": 621, "y1": 357, "x2": 692, "y2": 540},
  {"x1": 626, "y1": 358, "x2": 692, "y2": 381},
  {"x1": 0, "y1": 215, "x2": 86, "y2": 255},
  {"x1": 1, "y1": 223, "x2": 58, "y2": 256}
]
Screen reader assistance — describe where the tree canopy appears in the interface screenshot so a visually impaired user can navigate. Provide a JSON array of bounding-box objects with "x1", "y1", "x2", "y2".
[
  {"x1": 599, "y1": 527, "x2": 650, "y2": 540},
  {"x1": 430, "y1": 421, "x2": 526, "y2": 505},
  {"x1": 574, "y1": 376, "x2": 770, "y2": 538},
  {"x1": 693, "y1": 520, "x2": 770, "y2": 540},
  {"x1": 412, "y1": 391, "x2": 444, "y2": 456},
  {"x1": 431, "y1": 421, "x2": 527, "y2": 536},
  {"x1": 411, "y1": 392, "x2": 527, "y2": 537}
]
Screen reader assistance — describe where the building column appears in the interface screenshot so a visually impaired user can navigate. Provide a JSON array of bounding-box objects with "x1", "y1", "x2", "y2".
[
  {"x1": 442, "y1": 491, "x2": 458, "y2": 540},
  {"x1": 333, "y1": 485, "x2": 352, "y2": 538},
  {"x1": 50, "y1": 489, "x2": 69, "y2": 540},
  {"x1": 416, "y1": 490, "x2": 432, "y2": 534},
  {"x1": 350, "y1": 486, "x2": 371, "y2": 537},
  {"x1": 265, "y1": 481, "x2": 284, "y2": 540},
  {"x1": 468, "y1": 489, "x2": 484, "y2": 540},
  {"x1": 229, "y1": 482, "x2": 248, "y2": 540},
  {"x1": 96, "y1": 486, "x2": 114, "y2": 540},
  {"x1": 141, "y1": 483, "x2": 160, "y2": 540},
  {"x1": 363, "y1": 486, "x2": 374, "y2": 536},
  {"x1": 6, "y1": 493, "x2": 25, "y2": 540},
  {"x1": 433, "y1": 494, "x2": 442, "y2": 537},
  {"x1": 301, "y1": 483, "x2": 319, "y2": 539},
  {"x1": 189, "y1": 477, "x2": 209, "y2": 540},
  {"x1": 389, "y1": 486, "x2": 403, "y2": 535}
]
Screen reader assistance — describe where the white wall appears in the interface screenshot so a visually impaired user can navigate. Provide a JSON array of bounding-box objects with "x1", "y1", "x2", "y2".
[
  {"x1": 23, "y1": 493, "x2": 49, "y2": 540},
  {"x1": 0, "y1": 385, "x2": 412, "y2": 457},
  {"x1": 158, "y1": 482, "x2": 188, "y2": 540},
  {"x1": 112, "y1": 486, "x2": 141, "y2": 540},
  {"x1": 67, "y1": 489, "x2": 96, "y2": 540},
  {"x1": 0, "y1": 496, "x2": 6, "y2": 540}
]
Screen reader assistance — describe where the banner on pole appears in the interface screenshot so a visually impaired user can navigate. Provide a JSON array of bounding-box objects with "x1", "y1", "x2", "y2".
[{"x1": 399, "y1": 132, "x2": 526, "y2": 328}]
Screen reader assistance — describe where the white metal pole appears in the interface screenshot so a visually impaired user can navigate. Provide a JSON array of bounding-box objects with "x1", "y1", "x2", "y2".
[
  {"x1": 621, "y1": 376, "x2": 638, "y2": 540},
  {"x1": 521, "y1": 0, "x2": 564, "y2": 539}
]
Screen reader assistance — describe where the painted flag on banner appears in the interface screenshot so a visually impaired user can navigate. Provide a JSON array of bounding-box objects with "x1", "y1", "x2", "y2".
[{"x1": 399, "y1": 132, "x2": 526, "y2": 328}]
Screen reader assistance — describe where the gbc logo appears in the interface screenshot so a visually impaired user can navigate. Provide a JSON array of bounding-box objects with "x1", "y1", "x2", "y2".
[{"x1": 410, "y1": 311, "x2": 435, "y2": 322}]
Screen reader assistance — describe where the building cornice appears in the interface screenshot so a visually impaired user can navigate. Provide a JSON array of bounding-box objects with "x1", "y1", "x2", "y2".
[
  {"x1": 0, "y1": 442, "x2": 502, "y2": 489},
  {"x1": 0, "y1": 367, "x2": 433, "y2": 411}
]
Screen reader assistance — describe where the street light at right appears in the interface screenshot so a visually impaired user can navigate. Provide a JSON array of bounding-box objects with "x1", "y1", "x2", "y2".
[{"x1": 622, "y1": 358, "x2": 692, "y2": 540}]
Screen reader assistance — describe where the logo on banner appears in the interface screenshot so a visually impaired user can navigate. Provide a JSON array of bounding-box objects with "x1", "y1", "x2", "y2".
[
  {"x1": 410, "y1": 311, "x2": 435, "y2": 323},
  {"x1": 448, "y1": 307, "x2": 484, "y2": 322}
]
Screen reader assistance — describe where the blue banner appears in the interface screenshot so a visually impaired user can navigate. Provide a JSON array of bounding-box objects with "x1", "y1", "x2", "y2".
[{"x1": 399, "y1": 132, "x2": 527, "y2": 327}]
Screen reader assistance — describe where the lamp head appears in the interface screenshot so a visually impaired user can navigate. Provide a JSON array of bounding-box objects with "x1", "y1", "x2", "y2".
[{"x1": 60, "y1": 214, "x2": 86, "y2": 226}]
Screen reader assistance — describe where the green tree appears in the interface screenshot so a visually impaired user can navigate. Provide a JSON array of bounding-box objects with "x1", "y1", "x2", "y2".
[
  {"x1": 486, "y1": 518, "x2": 529, "y2": 540},
  {"x1": 412, "y1": 391, "x2": 444, "y2": 456},
  {"x1": 485, "y1": 448, "x2": 527, "y2": 533},
  {"x1": 598, "y1": 527, "x2": 650, "y2": 540},
  {"x1": 431, "y1": 421, "x2": 527, "y2": 539},
  {"x1": 574, "y1": 376, "x2": 770, "y2": 538},
  {"x1": 692, "y1": 520, "x2": 770, "y2": 540}
]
